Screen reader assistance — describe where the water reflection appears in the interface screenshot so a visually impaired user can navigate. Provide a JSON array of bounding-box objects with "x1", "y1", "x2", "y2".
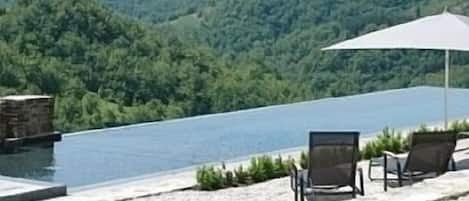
[{"x1": 0, "y1": 143, "x2": 55, "y2": 181}]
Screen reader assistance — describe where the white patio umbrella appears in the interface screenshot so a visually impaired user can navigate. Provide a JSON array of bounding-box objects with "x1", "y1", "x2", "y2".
[{"x1": 323, "y1": 10, "x2": 469, "y2": 130}]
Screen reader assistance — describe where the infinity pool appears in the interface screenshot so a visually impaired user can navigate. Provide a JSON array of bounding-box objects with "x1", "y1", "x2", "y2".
[{"x1": 1, "y1": 86, "x2": 469, "y2": 187}]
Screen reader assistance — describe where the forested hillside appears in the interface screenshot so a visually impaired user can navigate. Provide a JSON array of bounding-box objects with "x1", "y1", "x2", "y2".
[
  {"x1": 193, "y1": 0, "x2": 469, "y2": 97},
  {"x1": 103, "y1": 0, "x2": 208, "y2": 23},
  {"x1": 110, "y1": 0, "x2": 469, "y2": 97},
  {"x1": 0, "y1": 0, "x2": 310, "y2": 132},
  {"x1": 0, "y1": 0, "x2": 12, "y2": 7},
  {"x1": 4, "y1": 0, "x2": 469, "y2": 132}
]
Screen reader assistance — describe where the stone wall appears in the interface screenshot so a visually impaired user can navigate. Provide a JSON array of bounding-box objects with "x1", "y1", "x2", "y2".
[
  {"x1": 0, "y1": 100, "x2": 5, "y2": 141},
  {"x1": 0, "y1": 95, "x2": 54, "y2": 141}
]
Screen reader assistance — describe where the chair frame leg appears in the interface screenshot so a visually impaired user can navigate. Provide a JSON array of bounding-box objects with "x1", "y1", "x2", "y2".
[
  {"x1": 300, "y1": 177, "x2": 305, "y2": 201},
  {"x1": 359, "y1": 168, "x2": 365, "y2": 196},
  {"x1": 451, "y1": 157, "x2": 457, "y2": 171},
  {"x1": 295, "y1": 175, "x2": 298, "y2": 201},
  {"x1": 368, "y1": 159, "x2": 373, "y2": 181},
  {"x1": 384, "y1": 154, "x2": 388, "y2": 191},
  {"x1": 396, "y1": 162, "x2": 403, "y2": 187}
]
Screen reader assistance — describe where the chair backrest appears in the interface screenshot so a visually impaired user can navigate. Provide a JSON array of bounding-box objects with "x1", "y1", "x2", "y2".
[
  {"x1": 308, "y1": 131, "x2": 359, "y2": 186},
  {"x1": 405, "y1": 131, "x2": 457, "y2": 174}
]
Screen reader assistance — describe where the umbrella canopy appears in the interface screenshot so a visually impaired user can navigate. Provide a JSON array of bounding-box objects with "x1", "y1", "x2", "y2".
[
  {"x1": 323, "y1": 11, "x2": 469, "y2": 129},
  {"x1": 323, "y1": 11, "x2": 469, "y2": 51}
]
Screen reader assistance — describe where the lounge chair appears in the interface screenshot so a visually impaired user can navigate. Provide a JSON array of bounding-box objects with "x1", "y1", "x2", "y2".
[
  {"x1": 290, "y1": 131, "x2": 364, "y2": 201},
  {"x1": 382, "y1": 131, "x2": 457, "y2": 191}
]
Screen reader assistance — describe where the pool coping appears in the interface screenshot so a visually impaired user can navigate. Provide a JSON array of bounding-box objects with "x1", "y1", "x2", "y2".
[
  {"x1": 63, "y1": 86, "x2": 462, "y2": 138},
  {"x1": 0, "y1": 175, "x2": 66, "y2": 201}
]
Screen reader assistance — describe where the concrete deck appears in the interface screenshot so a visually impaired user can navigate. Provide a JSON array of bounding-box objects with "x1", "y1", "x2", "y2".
[{"x1": 0, "y1": 176, "x2": 66, "y2": 201}]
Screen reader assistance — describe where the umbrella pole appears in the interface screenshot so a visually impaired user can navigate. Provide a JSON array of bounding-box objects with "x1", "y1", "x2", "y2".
[{"x1": 445, "y1": 50, "x2": 450, "y2": 130}]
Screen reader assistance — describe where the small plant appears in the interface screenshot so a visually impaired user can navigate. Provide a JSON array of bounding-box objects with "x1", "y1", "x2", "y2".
[
  {"x1": 248, "y1": 156, "x2": 268, "y2": 183},
  {"x1": 259, "y1": 156, "x2": 275, "y2": 179},
  {"x1": 300, "y1": 151, "x2": 309, "y2": 169},
  {"x1": 360, "y1": 127, "x2": 409, "y2": 160},
  {"x1": 196, "y1": 166, "x2": 225, "y2": 191},
  {"x1": 416, "y1": 124, "x2": 430, "y2": 132},
  {"x1": 234, "y1": 165, "x2": 250, "y2": 185},
  {"x1": 196, "y1": 155, "x2": 298, "y2": 191},
  {"x1": 450, "y1": 120, "x2": 469, "y2": 132},
  {"x1": 361, "y1": 141, "x2": 377, "y2": 160},
  {"x1": 224, "y1": 170, "x2": 234, "y2": 187},
  {"x1": 415, "y1": 124, "x2": 443, "y2": 132},
  {"x1": 273, "y1": 155, "x2": 289, "y2": 177}
]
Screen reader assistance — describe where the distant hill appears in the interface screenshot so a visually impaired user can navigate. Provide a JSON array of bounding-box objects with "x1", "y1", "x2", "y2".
[
  {"x1": 103, "y1": 0, "x2": 208, "y2": 23},
  {"x1": 0, "y1": 0, "x2": 13, "y2": 7},
  {"x1": 117, "y1": 0, "x2": 469, "y2": 98},
  {"x1": 5, "y1": 0, "x2": 469, "y2": 132},
  {"x1": 191, "y1": 0, "x2": 469, "y2": 96},
  {"x1": 0, "y1": 0, "x2": 310, "y2": 132}
]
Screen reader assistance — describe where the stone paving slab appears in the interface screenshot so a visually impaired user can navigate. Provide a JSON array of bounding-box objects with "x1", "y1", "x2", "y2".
[
  {"x1": 47, "y1": 171, "x2": 196, "y2": 201},
  {"x1": 0, "y1": 175, "x2": 66, "y2": 201}
]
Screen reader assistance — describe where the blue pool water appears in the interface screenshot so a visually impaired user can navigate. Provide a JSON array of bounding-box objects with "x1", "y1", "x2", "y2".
[{"x1": 1, "y1": 86, "x2": 469, "y2": 187}]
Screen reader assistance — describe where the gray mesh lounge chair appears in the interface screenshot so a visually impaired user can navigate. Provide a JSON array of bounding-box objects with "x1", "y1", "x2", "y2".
[
  {"x1": 383, "y1": 131, "x2": 457, "y2": 191},
  {"x1": 290, "y1": 131, "x2": 364, "y2": 201}
]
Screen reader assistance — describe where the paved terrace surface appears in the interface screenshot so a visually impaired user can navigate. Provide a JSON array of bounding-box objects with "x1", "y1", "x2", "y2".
[
  {"x1": 42, "y1": 138, "x2": 469, "y2": 201},
  {"x1": 0, "y1": 176, "x2": 65, "y2": 201}
]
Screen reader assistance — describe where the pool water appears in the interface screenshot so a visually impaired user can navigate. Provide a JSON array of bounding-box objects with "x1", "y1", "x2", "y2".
[{"x1": 1, "y1": 86, "x2": 469, "y2": 187}]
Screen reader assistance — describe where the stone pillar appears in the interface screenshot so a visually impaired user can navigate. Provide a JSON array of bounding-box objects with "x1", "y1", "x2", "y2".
[
  {"x1": 0, "y1": 100, "x2": 6, "y2": 142},
  {"x1": 0, "y1": 95, "x2": 54, "y2": 139}
]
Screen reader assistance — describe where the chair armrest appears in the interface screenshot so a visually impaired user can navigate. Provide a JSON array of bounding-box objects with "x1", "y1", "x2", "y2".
[
  {"x1": 383, "y1": 151, "x2": 399, "y2": 159},
  {"x1": 383, "y1": 150, "x2": 404, "y2": 191}
]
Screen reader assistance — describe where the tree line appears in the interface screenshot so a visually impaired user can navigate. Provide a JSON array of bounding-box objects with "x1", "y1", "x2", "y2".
[
  {"x1": 0, "y1": 0, "x2": 311, "y2": 132},
  {"x1": 111, "y1": 0, "x2": 469, "y2": 97}
]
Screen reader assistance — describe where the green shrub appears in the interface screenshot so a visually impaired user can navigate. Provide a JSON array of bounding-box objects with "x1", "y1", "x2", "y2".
[
  {"x1": 196, "y1": 166, "x2": 225, "y2": 191},
  {"x1": 224, "y1": 170, "x2": 234, "y2": 187},
  {"x1": 360, "y1": 127, "x2": 408, "y2": 160},
  {"x1": 234, "y1": 165, "x2": 250, "y2": 185},
  {"x1": 248, "y1": 157, "x2": 267, "y2": 183},
  {"x1": 416, "y1": 124, "x2": 431, "y2": 132},
  {"x1": 361, "y1": 141, "x2": 377, "y2": 160},
  {"x1": 300, "y1": 151, "x2": 308, "y2": 169},
  {"x1": 450, "y1": 120, "x2": 469, "y2": 132},
  {"x1": 273, "y1": 155, "x2": 289, "y2": 177},
  {"x1": 416, "y1": 124, "x2": 443, "y2": 132},
  {"x1": 247, "y1": 155, "x2": 286, "y2": 183},
  {"x1": 259, "y1": 156, "x2": 275, "y2": 179}
]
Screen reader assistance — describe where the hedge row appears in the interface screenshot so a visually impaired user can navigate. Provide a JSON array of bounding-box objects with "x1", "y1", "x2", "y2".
[{"x1": 196, "y1": 155, "x2": 294, "y2": 191}]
